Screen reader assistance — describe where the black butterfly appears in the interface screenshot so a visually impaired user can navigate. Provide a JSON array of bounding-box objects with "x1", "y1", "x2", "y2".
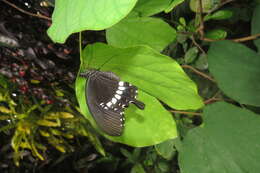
[{"x1": 80, "y1": 70, "x2": 145, "y2": 136}]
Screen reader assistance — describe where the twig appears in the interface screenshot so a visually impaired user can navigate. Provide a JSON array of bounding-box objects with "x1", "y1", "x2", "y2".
[
  {"x1": 191, "y1": 35, "x2": 206, "y2": 54},
  {"x1": 197, "y1": 0, "x2": 204, "y2": 38},
  {"x1": 232, "y1": 33, "x2": 260, "y2": 42},
  {"x1": 169, "y1": 110, "x2": 202, "y2": 116},
  {"x1": 200, "y1": 37, "x2": 222, "y2": 42},
  {"x1": 2, "y1": 0, "x2": 51, "y2": 21},
  {"x1": 204, "y1": 98, "x2": 222, "y2": 104},
  {"x1": 201, "y1": 33, "x2": 260, "y2": 43},
  {"x1": 181, "y1": 65, "x2": 216, "y2": 83}
]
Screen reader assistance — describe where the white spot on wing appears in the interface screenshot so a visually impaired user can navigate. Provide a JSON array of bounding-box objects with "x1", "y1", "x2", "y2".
[
  {"x1": 106, "y1": 102, "x2": 112, "y2": 107},
  {"x1": 116, "y1": 90, "x2": 123, "y2": 95},
  {"x1": 115, "y1": 94, "x2": 121, "y2": 100},
  {"x1": 118, "y1": 86, "x2": 126, "y2": 90},
  {"x1": 111, "y1": 98, "x2": 117, "y2": 104},
  {"x1": 119, "y1": 81, "x2": 124, "y2": 86}
]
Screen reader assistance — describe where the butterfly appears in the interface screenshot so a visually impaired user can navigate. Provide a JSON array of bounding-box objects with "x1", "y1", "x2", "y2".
[{"x1": 80, "y1": 70, "x2": 145, "y2": 136}]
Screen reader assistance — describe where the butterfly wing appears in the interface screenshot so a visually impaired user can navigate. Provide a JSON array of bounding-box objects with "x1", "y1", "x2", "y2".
[{"x1": 84, "y1": 70, "x2": 145, "y2": 136}]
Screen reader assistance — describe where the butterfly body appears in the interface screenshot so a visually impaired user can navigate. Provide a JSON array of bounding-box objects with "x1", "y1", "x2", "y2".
[{"x1": 80, "y1": 70, "x2": 145, "y2": 136}]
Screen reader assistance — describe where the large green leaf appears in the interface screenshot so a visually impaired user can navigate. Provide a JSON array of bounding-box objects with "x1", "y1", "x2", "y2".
[
  {"x1": 106, "y1": 16, "x2": 176, "y2": 52},
  {"x1": 75, "y1": 43, "x2": 203, "y2": 146},
  {"x1": 208, "y1": 40, "x2": 260, "y2": 106},
  {"x1": 252, "y1": 5, "x2": 260, "y2": 52},
  {"x1": 179, "y1": 102, "x2": 260, "y2": 173},
  {"x1": 47, "y1": 0, "x2": 137, "y2": 43},
  {"x1": 79, "y1": 43, "x2": 203, "y2": 110},
  {"x1": 133, "y1": 0, "x2": 172, "y2": 16}
]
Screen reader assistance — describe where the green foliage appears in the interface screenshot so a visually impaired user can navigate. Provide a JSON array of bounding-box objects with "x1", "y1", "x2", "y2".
[
  {"x1": 179, "y1": 102, "x2": 260, "y2": 173},
  {"x1": 208, "y1": 40, "x2": 260, "y2": 106},
  {"x1": 9, "y1": 0, "x2": 259, "y2": 172},
  {"x1": 155, "y1": 139, "x2": 177, "y2": 160},
  {"x1": 205, "y1": 29, "x2": 227, "y2": 39},
  {"x1": 119, "y1": 147, "x2": 172, "y2": 173},
  {"x1": 133, "y1": 0, "x2": 172, "y2": 16},
  {"x1": 0, "y1": 75, "x2": 104, "y2": 165},
  {"x1": 76, "y1": 43, "x2": 203, "y2": 146},
  {"x1": 204, "y1": 10, "x2": 233, "y2": 21},
  {"x1": 47, "y1": 0, "x2": 138, "y2": 43},
  {"x1": 184, "y1": 47, "x2": 199, "y2": 64},
  {"x1": 252, "y1": 5, "x2": 260, "y2": 51},
  {"x1": 106, "y1": 16, "x2": 177, "y2": 51},
  {"x1": 189, "y1": 0, "x2": 220, "y2": 13}
]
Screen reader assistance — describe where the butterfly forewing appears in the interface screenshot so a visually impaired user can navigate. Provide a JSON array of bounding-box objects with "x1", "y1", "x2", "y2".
[{"x1": 82, "y1": 70, "x2": 145, "y2": 136}]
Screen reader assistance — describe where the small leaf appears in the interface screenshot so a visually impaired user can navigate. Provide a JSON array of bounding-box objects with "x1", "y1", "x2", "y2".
[
  {"x1": 133, "y1": 0, "x2": 172, "y2": 16},
  {"x1": 179, "y1": 102, "x2": 260, "y2": 173},
  {"x1": 47, "y1": 136, "x2": 66, "y2": 153},
  {"x1": 121, "y1": 148, "x2": 135, "y2": 163},
  {"x1": 57, "y1": 112, "x2": 74, "y2": 119},
  {"x1": 86, "y1": 130, "x2": 106, "y2": 156},
  {"x1": 131, "y1": 164, "x2": 146, "y2": 173},
  {"x1": 45, "y1": 112, "x2": 74, "y2": 119},
  {"x1": 179, "y1": 17, "x2": 186, "y2": 26},
  {"x1": 30, "y1": 79, "x2": 40, "y2": 84},
  {"x1": 204, "y1": 10, "x2": 233, "y2": 21},
  {"x1": 37, "y1": 119, "x2": 60, "y2": 127},
  {"x1": 205, "y1": 29, "x2": 227, "y2": 40},
  {"x1": 157, "y1": 161, "x2": 170, "y2": 173},
  {"x1": 0, "y1": 106, "x2": 12, "y2": 114},
  {"x1": 195, "y1": 53, "x2": 208, "y2": 70},
  {"x1": 39, "y1": 130, "x2": 51, "y2": 137},
  {"x1": 184, "y1": 47, "x2": 199, "y2": 64},
  {"x1": 55, "y1": 89, "x2": 64, "y2": 97},
  {"x1": 30, "y1": 140, "x2": 45, "y2": 160},
  {"x1": 155, "y1": 139, "x2": 176, "y2": 160},
  {"x1": 143, "y1": 148, "x2": 157, "y2": 166},
  {"x1": 133, "y1": 148, "x2": 142, "y2": 161}
]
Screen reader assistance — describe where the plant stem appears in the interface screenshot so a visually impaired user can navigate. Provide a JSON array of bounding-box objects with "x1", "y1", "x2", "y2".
[
  {"x1": 2, "y1": 0, "x2": 51, "y2": 21},
  {"x1": 182, "y1": 65, "x2": 216, "y2": 82},
  {"x1": 169, "y1": 110, "x2": 202, "y2": 116}
]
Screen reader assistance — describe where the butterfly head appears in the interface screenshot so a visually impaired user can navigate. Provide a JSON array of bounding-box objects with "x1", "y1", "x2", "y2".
[{"x1": 80, "y1": 69, "x2": 99, "y2": 79}]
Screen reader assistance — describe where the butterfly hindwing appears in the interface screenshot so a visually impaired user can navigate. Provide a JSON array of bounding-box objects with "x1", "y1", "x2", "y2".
[
  {"x1": 81, "y1": 70, "x2": 145, "y2": 136},
  {"x1": 86, "y1": 71, "x2": 124, "y2": 136}
]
